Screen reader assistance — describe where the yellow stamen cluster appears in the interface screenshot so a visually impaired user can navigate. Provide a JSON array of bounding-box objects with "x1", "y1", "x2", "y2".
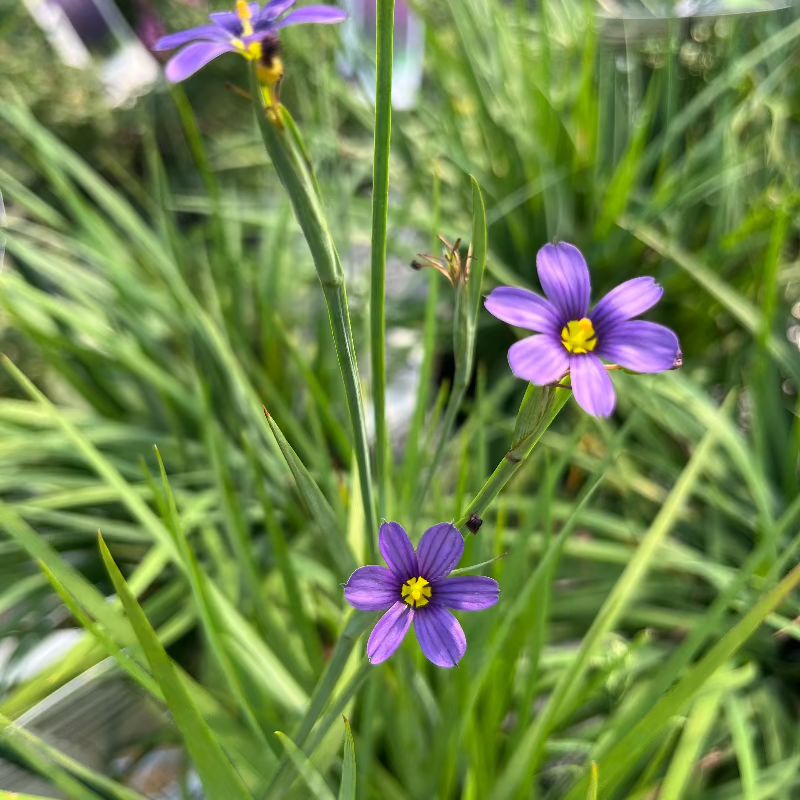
[
  {"x1": 231, "y1": 0, "x2": 263, "y2": 59},
  {"x1": 401, "y1": 577, "x2": 432, "y2": 608},
  {"x1": 561, "y1": 318, "x2": 597, "y2": 354},
  {"x1": 237, "y1": 0, "x2": 254, "y2": 36}
]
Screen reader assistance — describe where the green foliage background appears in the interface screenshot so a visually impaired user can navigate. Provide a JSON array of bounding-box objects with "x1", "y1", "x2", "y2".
[{"x1": 1, "y1": 0, "x2": 800, "y2": 798}]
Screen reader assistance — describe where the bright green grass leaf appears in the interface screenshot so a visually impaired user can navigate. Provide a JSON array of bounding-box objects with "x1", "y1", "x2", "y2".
[
  {"x1": 0, "y1": 712, "x2": 146, "y2": 800},
  {"x1": 658, "y1": 670, "x2": 736, "y2": 800},
  {"x1": 586, "y1": 762, "x2": 599, "y2": 800},
  {"x1": 338, "y1": 716, "x2": 357, "y2": 800},
  {"x1": 264, "y1": 408, "x2": 355, "y2": 575},
  {"x1": 98, "y1": 534, "x2": 251, "y2": 800},
  {"x1": 39, "y1": 562, "x2": 161, "y2": 699},
  {"x1": 153, "y1": 446, "x2": 277, "y2": 757},
  {"x1": 369, "y1": 0, "x2": 395, "y2": 520},
  {"x1": 275, "y1": 731, "x2": 336, "y2": 800},
  {"x1": 249, "y1": 69, "x2": 378, "y2": 561}
]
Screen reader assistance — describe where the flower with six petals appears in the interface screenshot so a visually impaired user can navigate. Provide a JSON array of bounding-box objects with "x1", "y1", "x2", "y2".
[
  {"x1": 484, "y1": 242, "x2": 681, "y2": 417},
  {"x1": 344, "y1": 522, "x2": 500, "y2": 668},
  {"x1": 154, "y1": 0, "x2": 347, "y2": 83}
]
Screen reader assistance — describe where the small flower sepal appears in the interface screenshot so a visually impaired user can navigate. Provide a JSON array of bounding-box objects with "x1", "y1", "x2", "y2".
[{"x1": 344, "y1": 522, "x2": 500, "y2": 668}]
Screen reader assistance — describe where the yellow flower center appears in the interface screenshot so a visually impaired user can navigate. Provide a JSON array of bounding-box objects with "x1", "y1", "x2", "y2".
[
  {"x1": 561, "y1": 318, "x2": 598, "y2": 354},
  {"x1": 401, "y1": 577, "x2": 432, "y2": 608},
  {"x1": 231, "y1": 38, "x2": 263, "y2": 60},
  {"x1": 231, "y1": 0, "x2": 264, "y2": 59}
]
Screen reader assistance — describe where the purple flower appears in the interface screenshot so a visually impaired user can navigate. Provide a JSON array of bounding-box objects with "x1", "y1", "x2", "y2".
[
  {"x1": 484, "y1": 242, "x2": 681, "y2": 418},
  {"x1": 344, "y1": 522, "x2": 500, "y2": 668},
  {"x1": 154, "y1": 0, "x2": 347, "y2": 83}
]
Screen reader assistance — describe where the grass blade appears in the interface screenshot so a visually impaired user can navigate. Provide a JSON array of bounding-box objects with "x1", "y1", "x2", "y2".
[
  {"x1": 249, "y1": 68, "x2": 377, "y2": 560},
  {"x1": 275, "y1": 732, "x2": 336, "y2": 800},
  {"x1": 0, "y1": 712, "x2": 146, "y2": 800},
  {"x1": 370, "y1": 0, "x2": 396, "y2": 519},
  {"x1": 97, "y1": 534, "x2": 251, "y2": 800},
  {"x1": 338, "y1": 716, "x2": 357, "y2": 800},
  {"x1": 264, "y1": 408, "x2": 356, "y2": 574}
]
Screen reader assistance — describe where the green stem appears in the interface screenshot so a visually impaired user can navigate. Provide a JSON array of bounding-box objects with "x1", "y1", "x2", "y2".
[
  {"x1": 249, "y1": 68, "x2": 377, "y2": 560},
  {"x1": 454, "y1": 385, "x2": 570, "y2": 530},
  {"x1": 370, "y1": 0, "x2": 396, "y2": 520}
]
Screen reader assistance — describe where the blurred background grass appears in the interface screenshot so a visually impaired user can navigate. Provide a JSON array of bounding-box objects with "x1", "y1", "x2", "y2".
[{"x1": 1, "y1": 0, "x2": 800, "y2": 797}]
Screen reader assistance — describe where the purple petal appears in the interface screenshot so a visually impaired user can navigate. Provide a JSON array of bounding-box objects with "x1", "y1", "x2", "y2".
[
  {"x1": 591, "y1": 277, "x2": 663, "y2": 333},
  {"x1": 274, "y1": 7, "x2": 348, "y2": 28},
  {"x1": 153, "y1": 26, "x2": 230, "y2": 51},
  {"x1": 261, "y1": 0, "x2": 297, "y2": 20},
  {"x1": 164, "y1": 41, "x2": 234, "y2": 82},
  {"x1": 508, "y1": 335, "x2": 569, "y2": 386},
  {"x1": 417, "y1": 523, "x2": 464, "y2": 582},
  {"x1": 484, "y1": 287, "x2": 561, "y2": 334},
  {"x1": 431, "y1": 576, "x2": 500, "y2": 612},
  {"x1": 596, "y1": 321, "x2": 680, "y2": 373},
  {"x1": 212, "y1": 4, "x2": 266, "y2": 34},
  {"x1": 536, "y1": 243, "x2": 591, "y2": 321},
  {"x1": 208, "y1": 12, "x2": 240, "y2": 34},
  {"x1": 570, "y1": 354, "x2": 615, "y2": 417},
  {"x1": 344, "y1": 566, "x2": 399, "y2": 612},
  {"x1": 379, "y1": 522, "x2": 418, "y2": 580},
  {"x1": 367, "y1": 601, "x2": 413, "y2": 664},
  {"x1": 414, "y1": 606, "x2": 467, "y2": 668}
]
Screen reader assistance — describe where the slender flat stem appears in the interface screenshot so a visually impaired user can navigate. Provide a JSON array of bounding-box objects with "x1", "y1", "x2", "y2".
[
  {"x1": 249, "y1": 67, "x2": 378, "y2": 560},
  {"x1": 370, "y1": 0, "x2": 396, "y2": 520},
  {"x1": 455, "y1": 387, "x2": 570, "y2": 530}
]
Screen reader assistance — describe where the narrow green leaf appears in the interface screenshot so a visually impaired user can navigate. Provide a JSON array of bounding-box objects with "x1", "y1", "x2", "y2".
[
  {"x1": 586, "y1": 763, "x2": 599, "y2": 800},
  {"x1": 658, "y1": 674, "x2": 730, "y2": 800},
  {"x1": 0, "y1": 498, "x2": 132, "y2": 644},
  {"x1": 338, "y1": 716, "x2": 357, "y2": 800},
  {"x1": 249, "y1": 68, "x2": 377, "y2": 560},
  {"x1": 264, "y1": 409, "x2": 355, "y2": 575},
  {"x1": 265, "y1": 613, "x2": 371, "y2": 798},
  {"x1": 725, "y1": 695, "x2": 758, "y2": 800},
  {"x1": 369, "y1": 0, "x2": 396, "y2": 519},
  {"x1": 38, "y1": 562, "x2": 161, "y2": 699},
  {"x1": 275, "y1": 732, "x2": 336, "y2": 800},
  {"x1": 467, "y1": 176, "x2": 488, "y2": 324},
  {"x1": 0, "y1": 712, "x2": 146, "y2": 800},
  {"x1": 97, "y1": 534, "x2": 251, "y2": 800},
  {"x1": 243, "y1": 434, "x2": 324, "y2": 673},
  {"x1": 153, "y1": 446, "x2": 277, "y2": 757}
]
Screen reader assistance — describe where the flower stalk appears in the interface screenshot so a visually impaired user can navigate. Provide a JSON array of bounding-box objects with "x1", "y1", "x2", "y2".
[
  {"x1": 370, "y1": 0, "x2": 396, "y2": 520},
  {"x1": 249, "y1": 64, "x2": 377, "y2": 559},
  {"x1": 455, "y1": 383, "x2": 570, "y2": 530}
]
